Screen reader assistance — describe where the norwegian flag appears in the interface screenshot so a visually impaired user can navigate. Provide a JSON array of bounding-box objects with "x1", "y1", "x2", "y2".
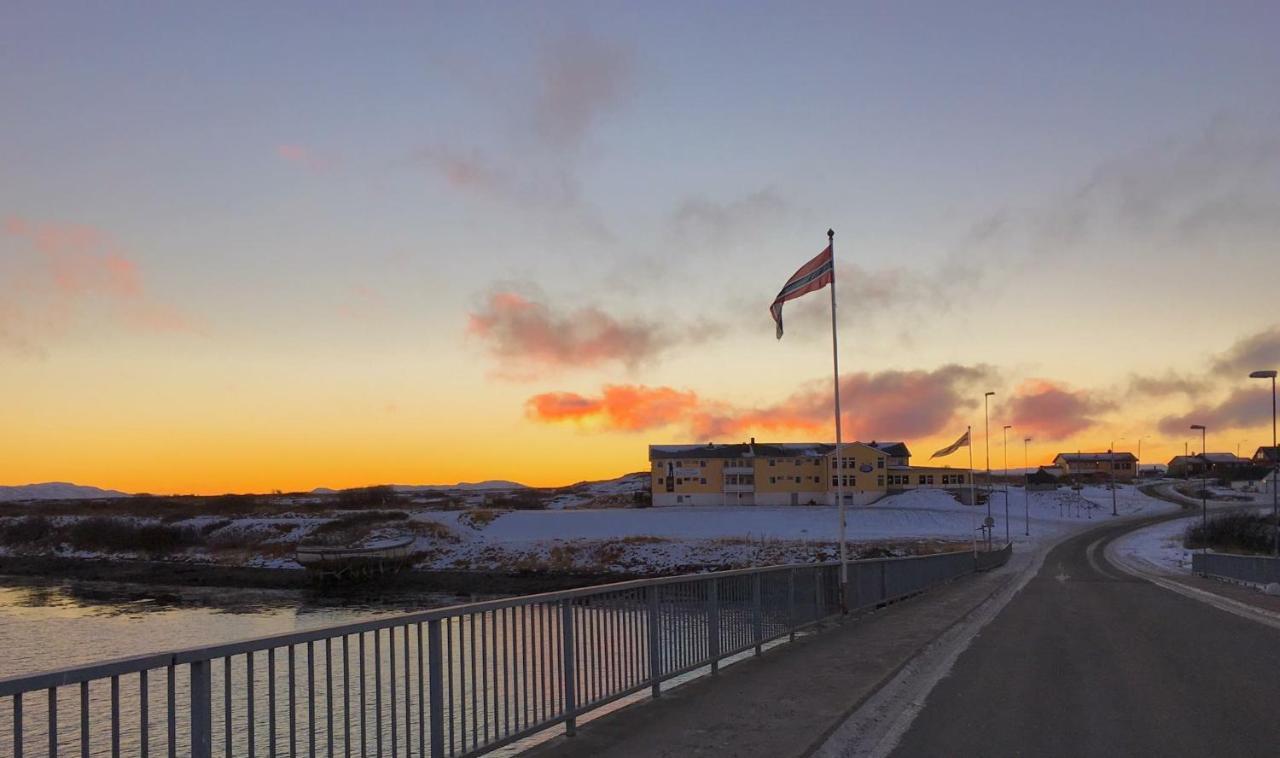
[{"x1": 769, "y1": 244, "x2": 834, "y2": 339}]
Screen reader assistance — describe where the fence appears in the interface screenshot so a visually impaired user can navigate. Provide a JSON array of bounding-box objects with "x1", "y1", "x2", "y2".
[
  {"x1": 1192, "y1": 551, "x2": 1280, "y2": 587},
  {"x1": 0, "y1": 544, "x2": 1010, "y2": 757}
]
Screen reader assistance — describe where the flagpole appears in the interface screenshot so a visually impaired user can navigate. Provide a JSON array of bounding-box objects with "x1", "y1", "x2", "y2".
[
  {"x1": 828, "y1": 228, "x2": 848, "y2": 613},
  {"x1": 969, "y1": 425, "x2": 977, "y2": 557}
]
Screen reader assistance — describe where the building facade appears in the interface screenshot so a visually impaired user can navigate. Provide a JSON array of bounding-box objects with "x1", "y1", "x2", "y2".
[
  {"x1": 649, "y1": 438, "x2": 970, "y2": 506},
  {"x1": 1051, "y1": 452, "x2": 1138, "y2": 482}
]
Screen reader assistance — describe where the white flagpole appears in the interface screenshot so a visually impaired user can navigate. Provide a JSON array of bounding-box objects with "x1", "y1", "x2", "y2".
[
  {"x1": 968, "y1": 425, "x2": 977, "y2": 557},
  {"x1": 828, "y1": 228, "x2": 848, "y2": 613}
]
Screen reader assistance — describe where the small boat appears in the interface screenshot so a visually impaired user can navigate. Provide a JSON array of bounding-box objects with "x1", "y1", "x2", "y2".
[{"x1": 296, "y1": 535, "x2": 416, "y2": 581}]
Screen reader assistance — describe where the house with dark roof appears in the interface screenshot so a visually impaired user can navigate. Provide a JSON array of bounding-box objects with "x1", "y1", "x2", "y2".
[
  {"x1": 868, "y1": 441, "x2": 912, "y2": 466},
  {"x1": 1026, "y1": 467, "x2": 1062, "y2": 491},
  {"x1": 1051, "y1": 452, "x2": 1138, "y2": 481},
  {"x1": 1252, "y1": 446, "x2": 1280, "y2": 466}
]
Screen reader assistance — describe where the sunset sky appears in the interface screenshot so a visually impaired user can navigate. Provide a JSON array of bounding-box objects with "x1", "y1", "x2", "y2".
[{"x1": 3, "y1": 2, "x2": 1280, "y2": 494}]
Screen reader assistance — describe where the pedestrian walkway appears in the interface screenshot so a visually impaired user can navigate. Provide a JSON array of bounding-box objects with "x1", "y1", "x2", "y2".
[{"x1": 525, "y1": 564, "x2": 1018, "y2": 758}]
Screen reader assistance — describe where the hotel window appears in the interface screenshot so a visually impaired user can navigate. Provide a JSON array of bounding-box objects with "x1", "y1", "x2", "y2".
[
  {"x1": 877, "y1": 476, "x2": 885, "y2": 486},
  {"x1": 676, "y1": 478, "x2": 684, "y2": 485},
  {"x1": 700, "y1": 460, "x2": 707, "y2": 467},
  {"x1": 770, "y1": 476, "x2": 776, "y2": 484},
  {"x1": 700, "y1": 478, "x2": 707, "y2": 484},
  {"x1": 794, "y1": 476, "x2": 801, "y2": 483},
  {"x1": 850, "y1": 475, "x2": 857, "y2": 486},
  {"x1": 658, "y1": 477, "x2": 665, "y2": 484},
  {"x1": 878, "y1": 459, "x2": 885, "y2": 469},
  {"x1": 769, "y1": 459, "x2": 776, "y2": 466},
  {"x1": 957, "y1": 474, "x2": 965, "y2": 483}
]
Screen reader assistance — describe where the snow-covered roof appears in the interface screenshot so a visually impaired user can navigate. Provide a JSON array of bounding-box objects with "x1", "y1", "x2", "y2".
[{"x1": 1200, "y1": 452, "x2": 1245, "y2": 463}]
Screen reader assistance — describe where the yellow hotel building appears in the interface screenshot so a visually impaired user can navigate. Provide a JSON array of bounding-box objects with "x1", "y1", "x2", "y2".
[{"x1": 649, "y1": 439, "x2": 972, "y2": 507}]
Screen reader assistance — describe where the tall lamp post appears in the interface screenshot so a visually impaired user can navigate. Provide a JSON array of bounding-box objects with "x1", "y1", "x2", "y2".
[
  {"x1": 1003, "y1": 424, "x2": 1012, "y2": 544},
  {"x1": 1023, "y1": 437, "x2": 1031, "y2": 536},
  {"x1": 1249, "y1": 369, "x2": 1278, "y2": 556},
  {"x1": 1191, "y1": 424, "x2": 1207, "y2": 530},
  {"x1": 984, "y1": 391, "x2": 995, "y2": 548}
]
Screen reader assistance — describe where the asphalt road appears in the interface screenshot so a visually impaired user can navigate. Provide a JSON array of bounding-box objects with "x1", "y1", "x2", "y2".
[{"x1": 890, "y1": 512, "x2": 1280, "y2": 757}]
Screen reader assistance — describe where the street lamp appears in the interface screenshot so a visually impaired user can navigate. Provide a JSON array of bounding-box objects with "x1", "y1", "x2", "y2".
[
  {"x1": 984, "y1": 391, "x2": 995, "y2": 548},
  {"x1": 1191, "y1": 424, "x2": 1207, "y2": 530},
  {"x1": 1249, "y1": 369, "x2": 1278, "y2": 557},
  {"x1": 1023, "y1": 437, "x2": 1031, "y2": 536},
  {"x1": 1003, "y1": 424, "x2": 1012, "y2": 544}
]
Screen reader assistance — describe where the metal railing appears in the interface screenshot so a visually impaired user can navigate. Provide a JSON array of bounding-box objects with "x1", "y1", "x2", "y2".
[
  {"x1": 0, "y1": 545, "x2": 1010, "y2": 757},
  {"x1": 1193, "y1": 551, "x2": 1280, "y2": 586}
]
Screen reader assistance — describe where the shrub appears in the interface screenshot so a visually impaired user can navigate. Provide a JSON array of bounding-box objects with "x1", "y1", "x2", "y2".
[
  {"x1": 1185, "y1": 513, "x2": 1277, "y2": 554},
  {"x1": 334, "y1": 486, "x2": 401, "y2": 510},
  {"x1": 487, "y1": 492, "x2": 546, "y2": 510},
  {"x1": 310, "y1": 511, "x2": 409, "y2": 536},
  {"x1": 66, "y1": 517, "x2": 201, "y2": 555},
  {"x1": 0, "y1": 515, "x2": 55, "y2": 546}
]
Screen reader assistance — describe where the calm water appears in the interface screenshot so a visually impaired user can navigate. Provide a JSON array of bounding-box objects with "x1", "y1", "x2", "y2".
[{"x1": 0, "y1": 575, "x2": 470, "y2": 678}]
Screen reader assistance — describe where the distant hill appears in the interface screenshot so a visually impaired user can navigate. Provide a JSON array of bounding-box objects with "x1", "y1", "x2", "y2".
[{"x1": 0, "y1": 482, "x2": 129, "y2": 501}]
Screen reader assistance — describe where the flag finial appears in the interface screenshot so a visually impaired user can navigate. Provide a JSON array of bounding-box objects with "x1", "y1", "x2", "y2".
[{"x1": 827, "y1": 228, "x2": 834, "y2": 240}]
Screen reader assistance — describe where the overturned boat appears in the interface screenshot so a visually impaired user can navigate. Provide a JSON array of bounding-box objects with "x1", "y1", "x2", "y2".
[{"x1": 295, "y1": 535, "x2": 415, "y2": 581}]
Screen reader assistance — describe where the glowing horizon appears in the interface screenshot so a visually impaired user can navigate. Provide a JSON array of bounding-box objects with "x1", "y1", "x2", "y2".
[{"x1": 3, "y1": 4, "x2": 1279, "y2": 495}]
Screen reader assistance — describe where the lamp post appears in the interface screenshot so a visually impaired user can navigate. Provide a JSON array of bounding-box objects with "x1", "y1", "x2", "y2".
[
  {"x1": 984, "y1": 391, "x2": 995, "y2": 548},
  {"x1": 1002, "y1": 425, "x2": 1011, "y2": 544},
  {"x1": 1108, "y1": 449, "x2": 1117, "y2": 516},
  {"x1": 1249, "y1": 369, "x2": 1278, "y2": 557},
  {"x1": 1191, "y1": 424, "x2": 1207, "y2": 530},
  {"x1": 1023, "y1": 437, "x2": 1031, "y2": 536}
]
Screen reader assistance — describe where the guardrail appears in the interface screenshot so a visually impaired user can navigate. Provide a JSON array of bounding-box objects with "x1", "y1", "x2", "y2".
[
  {"x1": 1192, "y1": 551, "x2": 1280, "y2": 587},
  {"x1": 0, "y1": 545, "x2": 1010, "y2": 757}
]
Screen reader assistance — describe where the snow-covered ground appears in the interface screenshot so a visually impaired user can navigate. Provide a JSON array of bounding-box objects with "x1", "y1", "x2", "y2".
[
  {"x1": 1110, "y1": 516, "x2": 1198, "y2": 574},
  {"x1": 0, "y1": 483, "x2": 1186, "y2": 576}
]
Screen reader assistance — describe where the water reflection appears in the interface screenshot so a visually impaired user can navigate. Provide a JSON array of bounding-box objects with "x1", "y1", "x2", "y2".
[{"x1": 0, "y1": 575, "x2": 472, "y2": 678}]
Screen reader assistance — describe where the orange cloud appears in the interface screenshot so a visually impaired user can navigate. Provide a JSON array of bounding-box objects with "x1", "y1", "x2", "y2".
[
  {"x1": 1006, "y1": 379, "x2": 1108, "y2": 440},
  {"x1": 469, "y1": 291, "x2": 665, "y2": 375},
  {"x1": 526, "y1": 364, "x2": 992, "y2": 440},
  {"x1": 1, "y1": 217, "x2": 193, "y2": 353}
]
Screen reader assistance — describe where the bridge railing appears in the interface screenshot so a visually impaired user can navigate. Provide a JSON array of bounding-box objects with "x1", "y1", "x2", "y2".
[
  {"x1": 0, "y1": 545, "x2": 1010, "y2": 757},
  {"x1": 1192, "y1": 551, "x2": 1280, "y2": 586}
]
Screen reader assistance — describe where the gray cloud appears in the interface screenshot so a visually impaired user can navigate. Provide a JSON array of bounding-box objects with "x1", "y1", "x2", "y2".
[
  {"x1": 1210, "y1": 326, "x2": 1280, "y2": 377},
  {"x1": 1157, "y1": 386, "x2": 1274, "y2": 436},
  {"x1": 1127, "y1": 371, "x2": 1213, "y2": 398}
]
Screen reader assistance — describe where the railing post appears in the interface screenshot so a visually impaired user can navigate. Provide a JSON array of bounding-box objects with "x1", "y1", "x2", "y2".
[
  {"x1": 787, "y1": 568, "x2": 797, "y2": 641},
  {"x1": 706, "y1": 578, "x2": 720, "y2": 674},
  {"x1": 648, "y1": 585, "x2": 662, "y2": 698},
  {"x1": 752, "y1": 573, "x2": 764, "y2": 655},
  {"x1": 815, "y1": 567, "x2": 824, "y2": 619},
  {"x1": 190, "y1": 660, "x2": 212, "y2": 758},
  {"x1": 560, "y1": 601, "x2": 577, "y2": 737},
  {"x1": 427, "y1": 620, "x2": 445, "y2": 758}
]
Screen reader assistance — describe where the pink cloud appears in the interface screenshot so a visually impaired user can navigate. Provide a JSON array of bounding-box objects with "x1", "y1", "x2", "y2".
[
  {"x1": 276, "y1": 144, "x2": 331, "y2": 172},
  {"x1": 1006, "y1": 379, "x2": 1109, "y2": 440},
  {"x1": 468, "y1": 290, "x2": 665, "y2": 375},
  {"x1": 0, "y1": 217, "x2": 194, "y2": 352}
]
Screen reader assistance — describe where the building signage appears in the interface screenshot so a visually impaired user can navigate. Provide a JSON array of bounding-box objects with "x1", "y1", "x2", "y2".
[
  {"x1": 860, "y1": 463, "x2": 874, "y2": 473},
  {"x1": 674, "y1": 467, "x2": 702, "y2": 477}
]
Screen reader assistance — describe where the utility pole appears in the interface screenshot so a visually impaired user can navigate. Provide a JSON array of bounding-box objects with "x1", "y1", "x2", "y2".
[
  {"x1": 1023, "y1": 437, "x2": 1031, "y2": 536},
  {"x1": 1003, "y1": 425, "x2": 1011, "y2": 544},
  {"x1": 984, "y1": 391, "x2": 994, "y2": 549},
  {"x1": 1109, "y1": 449, "x2": 1117, "y2": 516}
]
